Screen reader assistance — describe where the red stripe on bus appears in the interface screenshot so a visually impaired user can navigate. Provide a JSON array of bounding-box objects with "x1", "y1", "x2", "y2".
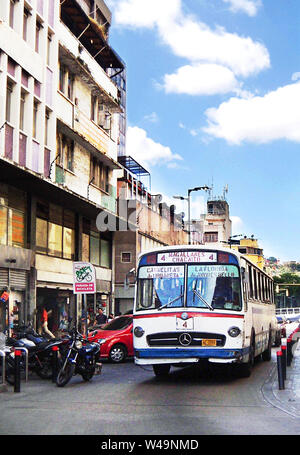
[{"x1": 134, "y1": 312, "x2": 244, "y2": 319}]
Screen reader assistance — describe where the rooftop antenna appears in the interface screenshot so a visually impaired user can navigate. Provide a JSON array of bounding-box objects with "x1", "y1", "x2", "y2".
[
  {"x1": 208, "y1": 177, "x2": 214, "y2": 200},
  {"x1": 223, "y1": 184, "x2": 229, "y2": 200}
]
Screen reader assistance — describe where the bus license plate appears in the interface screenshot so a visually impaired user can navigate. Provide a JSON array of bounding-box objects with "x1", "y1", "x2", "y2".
[{"x1": 202, "y1": 339, "x2": 217, "y2": 347}]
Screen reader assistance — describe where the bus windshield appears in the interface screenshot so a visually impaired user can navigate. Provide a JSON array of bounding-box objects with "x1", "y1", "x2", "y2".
[
  {"x1": 136, "y1": 264, "x2": 242, "y2": 311},
  {"x1": 187, "y1": 265, "x2": 242, "y2": 311},
  {"x1": 137, "y1": 266, "x2": 185, "y2": 311}
]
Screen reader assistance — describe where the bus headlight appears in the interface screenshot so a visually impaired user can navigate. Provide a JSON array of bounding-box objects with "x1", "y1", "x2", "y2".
[
  {"x1": 134, "y1": 326, "x2": 145, "y2": 337},
  {"x1": 228, "y1": 326, "x2": 241, "y2": 338}
]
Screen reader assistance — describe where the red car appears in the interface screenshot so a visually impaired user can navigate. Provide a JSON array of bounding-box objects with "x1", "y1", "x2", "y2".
[{"x1": 88, "y1": 315, "x2": 133, "y2": 363}]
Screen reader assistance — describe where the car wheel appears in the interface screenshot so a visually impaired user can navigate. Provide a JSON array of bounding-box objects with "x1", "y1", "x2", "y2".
[{"x1": 109, "y1": 344, "x2": 126, "y2": 363}]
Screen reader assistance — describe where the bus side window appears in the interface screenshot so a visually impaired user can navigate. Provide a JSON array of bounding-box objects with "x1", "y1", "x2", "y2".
[{"x1": 248, "y1": 265, "x2": 253, "y2": 299}]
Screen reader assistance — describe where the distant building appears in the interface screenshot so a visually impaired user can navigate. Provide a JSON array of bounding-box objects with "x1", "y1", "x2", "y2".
[
  {"x1": 231, "y1": 237, "x2": 265, "y2": 270},
  {"x1": 114, "y1": 157, "x2": 189, "y2": 315}
]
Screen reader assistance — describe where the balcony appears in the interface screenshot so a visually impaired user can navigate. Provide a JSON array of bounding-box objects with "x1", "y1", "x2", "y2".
[
  {"x1": 74, "y1": 107, "x2": 109, "y2": 156},
  {"x1": 58, "y1": 21, "x2": 121, "y2": 110},
  {"x1": 57, "y1": 91, "x2": 119, "y2": 163}
]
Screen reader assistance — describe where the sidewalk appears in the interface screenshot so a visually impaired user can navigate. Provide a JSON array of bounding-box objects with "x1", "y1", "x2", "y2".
[{"x1": 262, "y1": 324, "x2": 300, "y2": 418}]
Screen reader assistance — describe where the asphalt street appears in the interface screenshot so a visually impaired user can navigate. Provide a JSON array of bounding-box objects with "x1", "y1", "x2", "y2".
[{"x1": 1, "y1": 342, "x2": 300, "y2": 437}]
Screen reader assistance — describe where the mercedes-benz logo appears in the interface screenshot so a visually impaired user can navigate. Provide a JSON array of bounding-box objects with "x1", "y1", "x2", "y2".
[{"x1": 179, "y1": 333, "x2": 192, "y2": 346}]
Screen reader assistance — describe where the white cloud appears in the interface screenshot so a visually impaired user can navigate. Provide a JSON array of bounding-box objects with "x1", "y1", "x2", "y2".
[
  {"x1": 108, "y1": 0, "x2": 270, "y2": 86},
  {"x1": 159, "y1": 18, "x2": 269, "y2": 78},
  {"x1": 231, "y1": 216, "x2": 244, "y2": 234},
  {"x1": 222, "y1": 0, "x2": 262, "y2": 17},
  {"x1": 108, "y1": 0, "x2": 181, "y2": 29},
  {"x1": 126, "y1": 126, "x2": 183, "y2": 168},
  {"x1": 203, "y1": 82, "x2": 300, "y2": 144},
  {"x1": 163, "y1": 63, "x2": 239, "y2": 96}
]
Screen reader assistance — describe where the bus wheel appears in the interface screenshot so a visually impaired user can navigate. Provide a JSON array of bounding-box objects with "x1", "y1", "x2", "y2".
[
  {"x1": 262, "y1": 330, "x2": 272, "y2": 362},
  {"x1": 153, "y1": 364, "x2": 170, "y2": 377}
]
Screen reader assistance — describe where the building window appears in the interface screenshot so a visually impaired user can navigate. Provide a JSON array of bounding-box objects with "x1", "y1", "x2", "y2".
[
  {"x1": 35, "y1": 21, "x2": 42, "y2": 53},
  {"x1": 36, "y1": 202, "x2": 75, "y2": 260},
  {"x1": 90, "y1": 157, "x2": 110, "y2": 193},
  {"x1": 59, "y1": 62, "x2": 74, "y2": 101},
  {"x1": 45, "y1": 109, "x2": 50, "y2": 146},
  {"x1": 23, "y1": 9, "x2": 29, "y2": 42},
  {"x1": 20, "y1": 90, "x2": 27, "y2": 131},
  {"x1": 9, "y1": 0, "x2": 16, "y2": 29},
  {"x1": 56, "y1": 132, "x2": 74, "y2": 172},
  {"x1": 59, "y1": 64, "x2": 66, "y2": 93},
  {"x1": 0, "y1": 185, "x2": 26, "y2": 248},
  {"x1": 121, "y1": 252, "x2": 131, "y2": 263},
  {"x1": 33, "y1": 99, "x2": 39, "y2": 139},
  {"x1": 82, "y1": 218, "x2": 111, "y2": 267},
  {"x1": 47, "y1": 32, "x2": 52, "y2": 66},
  {"x1": 91, "y1": 95, "x2": 97, "y2": 122},
  {"x1": 204, "y1": 232, "x2": 218, "y2": 243},
  {"x1": 6, "y1": 81, "x2": 14, "y2": 123},
  {"x1": 67, "y1": 72, "x2": 74, "y2": 100}
]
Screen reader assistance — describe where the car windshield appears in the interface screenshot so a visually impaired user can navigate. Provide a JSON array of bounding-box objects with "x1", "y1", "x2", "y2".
[
  {"x1": 101, "y1": 316, "x2": 132, "y2": 331},
  {"x1": 187, "y1": 265, "x2": 242, "y2": 311},
  {"x1": 136, "y1": 266, "x2": 185, "y2": 311}
]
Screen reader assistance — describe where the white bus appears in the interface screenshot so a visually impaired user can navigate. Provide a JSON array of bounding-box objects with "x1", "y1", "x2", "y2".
[{"x1": 133, "y1": 245, "x2": 276, "y2": 378}]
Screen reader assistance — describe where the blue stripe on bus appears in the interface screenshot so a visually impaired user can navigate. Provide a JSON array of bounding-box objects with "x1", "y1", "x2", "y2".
[{"x1": 135, "y1": 347, "x2": 249, "y2": 359}]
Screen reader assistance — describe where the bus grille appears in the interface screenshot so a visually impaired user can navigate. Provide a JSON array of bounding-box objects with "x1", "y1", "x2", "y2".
[{"x1": 146, "y1": 332, "x2": 226, "y2": 347}]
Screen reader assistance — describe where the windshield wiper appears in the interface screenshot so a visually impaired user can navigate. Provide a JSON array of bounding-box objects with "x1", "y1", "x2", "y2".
[
  {"x1": 158, "y1": 293, "x2": 184, "y2": 311},
  {"x1": 192, "y1": 289, "x2": 214, "y2": 311}
]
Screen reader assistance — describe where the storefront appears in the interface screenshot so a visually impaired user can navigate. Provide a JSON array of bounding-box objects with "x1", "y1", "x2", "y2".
[
  {"x1": 0, "y1": 247, "x2": 32, "y2": 334},
  {"x1": 36, "y1": 287, "x2": 75, "y2": 335}
]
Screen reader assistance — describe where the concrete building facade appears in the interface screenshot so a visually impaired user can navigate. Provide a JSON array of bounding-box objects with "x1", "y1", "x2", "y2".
[{"x1": 0, "y1": 0, "x2": 125, "y2": 334}]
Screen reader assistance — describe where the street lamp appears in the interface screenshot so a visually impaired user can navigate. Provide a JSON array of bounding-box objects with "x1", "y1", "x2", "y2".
[{"x1": 174, "y1": 185, "x2": 211, "y2": 245}]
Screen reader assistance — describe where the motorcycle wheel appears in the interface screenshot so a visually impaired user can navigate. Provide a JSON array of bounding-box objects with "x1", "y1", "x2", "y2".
[
  {"x1": 5, "y1": 357, "x2": 16, "y2": 385},
  {"x1": 4, "y1": 357, "x2": 26, "y2": 385},
  {"x1": 56, "y1": 362, "x2": 75, "y2": 387},
  {"x1": 35, "y1": 358, "x2": 53, "y2": 380},
  {"x1": 81, "y1": 367, "x2": 95, "y2": 381}
]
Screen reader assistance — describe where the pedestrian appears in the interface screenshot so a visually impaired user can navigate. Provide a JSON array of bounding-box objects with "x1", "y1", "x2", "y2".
[
  {"x1": 41, "y1": 306, "x2": 55, "y2": 339},
  {"x1": 94, "y1": 307, "x2": 107, "y2": 327},
  {"x1": 108, "y1": 313, "x2": 114, "y2": 322}
]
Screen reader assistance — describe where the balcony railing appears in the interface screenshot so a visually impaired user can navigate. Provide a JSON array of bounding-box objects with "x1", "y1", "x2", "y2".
[
  {"x1": 58, "y1": 21, "x2": 119, "y2": 104},
  {"x1": 74, "y1": 107, "x2": 109, "y2": 156}
]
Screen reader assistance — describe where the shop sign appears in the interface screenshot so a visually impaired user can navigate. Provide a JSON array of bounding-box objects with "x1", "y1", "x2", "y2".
[{"x1": 73, "y1": 262, "x2": 96, "y2": 294}]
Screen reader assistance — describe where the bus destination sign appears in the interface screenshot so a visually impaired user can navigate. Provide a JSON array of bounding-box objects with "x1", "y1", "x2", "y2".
[{"x1": 157, "y1": 251, "x2": 217, "y2": 264}]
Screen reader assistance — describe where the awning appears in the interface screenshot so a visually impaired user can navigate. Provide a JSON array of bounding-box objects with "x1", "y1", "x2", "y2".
[{"x1": 118, "y1": 156, "x2": 150, "y2": 177}]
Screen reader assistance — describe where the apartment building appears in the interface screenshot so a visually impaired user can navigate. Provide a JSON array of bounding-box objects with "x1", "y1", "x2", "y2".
[
  {"x1": 114, "y1": 157, "x2": 189, "y2": 315},
  {"x1": 0, "y1": 0, "x2": 125, "y2": 334}
]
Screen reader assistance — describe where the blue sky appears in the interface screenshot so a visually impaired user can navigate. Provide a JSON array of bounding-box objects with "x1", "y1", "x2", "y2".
[{"x1": 106, "y1": 0, "x2": 300, "y2": 262}]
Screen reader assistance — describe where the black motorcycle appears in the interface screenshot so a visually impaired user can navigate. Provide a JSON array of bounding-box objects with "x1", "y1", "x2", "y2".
[
  {"x1": 56, "y1": 328, "x2": 101, "y2": 387},
  {"x1": 4, "y1": 326, "x2": 69, "y2": 384}
]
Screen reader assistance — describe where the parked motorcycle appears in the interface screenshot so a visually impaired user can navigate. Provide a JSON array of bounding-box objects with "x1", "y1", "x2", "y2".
[
  {"x1": 56, "y1": 327, "x2": 101, "y2": 387},
  {"x1": 3, "y1": 325, "x2": 70, "y2": 384}
]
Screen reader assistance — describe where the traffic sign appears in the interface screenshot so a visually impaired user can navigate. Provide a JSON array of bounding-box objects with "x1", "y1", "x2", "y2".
[{"x1": 73, "y1": 262, "x2": 96, "y2": 294}]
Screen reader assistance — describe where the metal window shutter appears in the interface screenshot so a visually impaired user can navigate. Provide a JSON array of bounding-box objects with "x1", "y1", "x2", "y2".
[
  {"x1": 0, "y1": 268, "x2": 8, "y2": 289},
  {"x1": 9, "y1": 270, "x2": 27, "y2": 290}
]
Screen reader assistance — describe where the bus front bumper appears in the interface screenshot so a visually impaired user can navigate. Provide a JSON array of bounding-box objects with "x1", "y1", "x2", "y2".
[{"x1": 134, "y1": 348, "x2": 247, "y2": 365}]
